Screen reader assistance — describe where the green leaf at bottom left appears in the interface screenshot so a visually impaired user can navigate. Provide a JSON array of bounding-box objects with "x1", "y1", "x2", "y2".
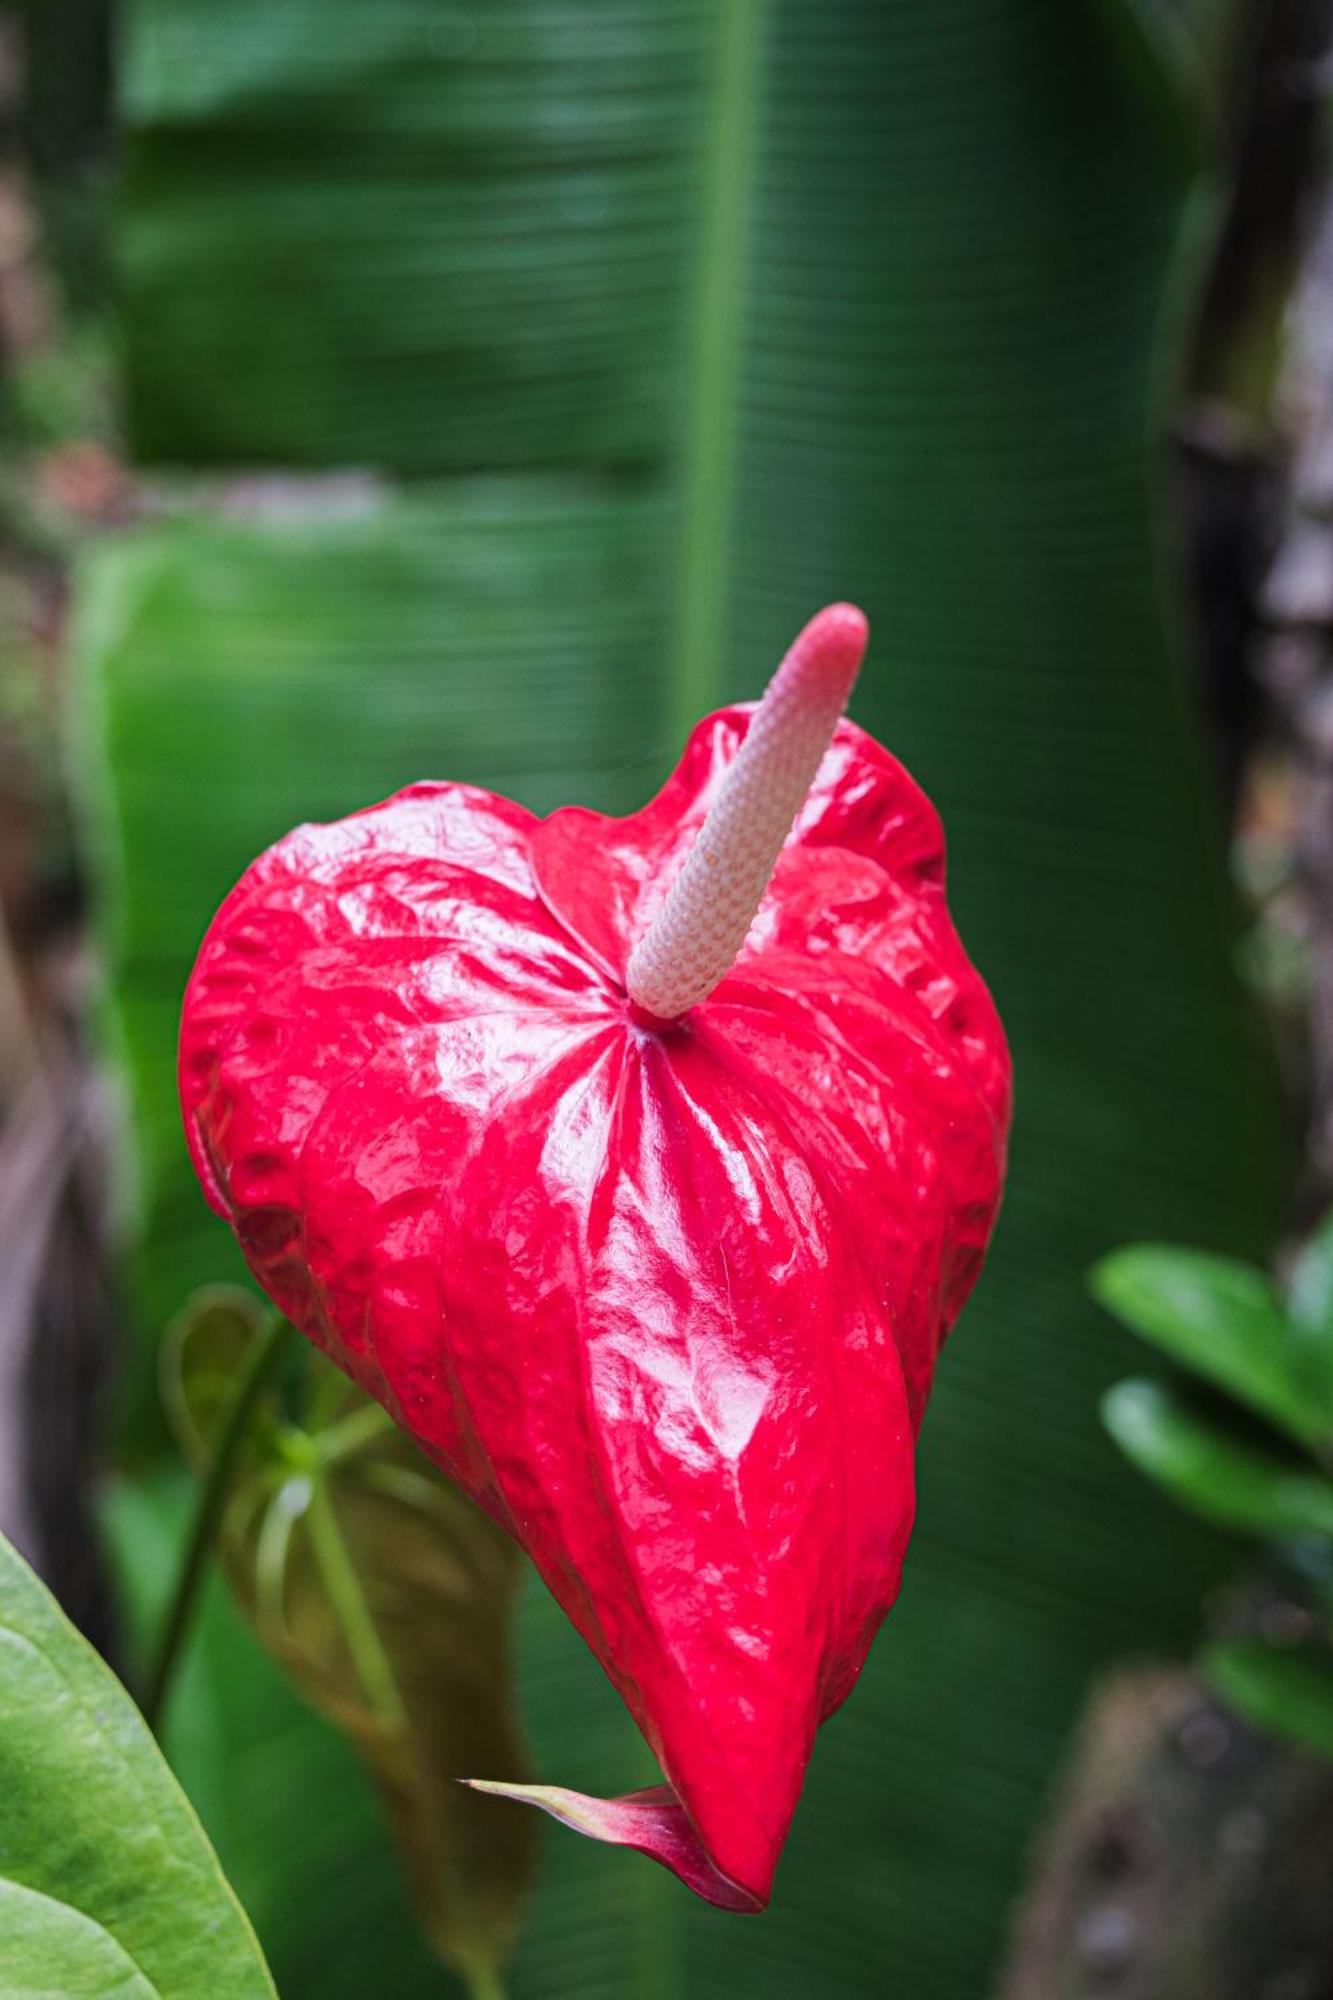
[{"x1": 0, "y1": 1528, "x2": 275, "y2": 2000}]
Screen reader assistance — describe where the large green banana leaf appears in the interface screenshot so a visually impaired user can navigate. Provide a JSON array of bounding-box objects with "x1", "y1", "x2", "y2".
[
  {"x1": 78, "y1": 2, "x2": 1281, "y2": 1995},
  {"x1": 117, "y1": 0, "x2": 711, "y2": 471}
]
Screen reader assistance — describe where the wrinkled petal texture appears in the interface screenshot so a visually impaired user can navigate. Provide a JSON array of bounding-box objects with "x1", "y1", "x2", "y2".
[{"x1": 179, "y1": 708, "x2": 1011, "y2": 1910}]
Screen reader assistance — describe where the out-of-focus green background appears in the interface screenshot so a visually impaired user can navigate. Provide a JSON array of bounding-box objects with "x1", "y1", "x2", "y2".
[{"x1": 4, "y1": 2, "x2": 1329, "y2": 1995}]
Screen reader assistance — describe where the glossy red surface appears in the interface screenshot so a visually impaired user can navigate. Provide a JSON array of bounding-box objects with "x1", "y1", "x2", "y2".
[{"x1": 179, "y1": 682, "x2": 1011, "y2": 1910}]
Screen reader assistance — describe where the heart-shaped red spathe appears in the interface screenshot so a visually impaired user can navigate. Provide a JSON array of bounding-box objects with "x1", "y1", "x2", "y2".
[{"x1": 179, "y1": 659, "x2": 1010, "y2": 1912}]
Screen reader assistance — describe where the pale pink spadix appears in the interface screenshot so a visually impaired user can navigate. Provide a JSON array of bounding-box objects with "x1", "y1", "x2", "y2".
[{"x1": 625, "y1": 603, "x2": 869, "y2": 1022}]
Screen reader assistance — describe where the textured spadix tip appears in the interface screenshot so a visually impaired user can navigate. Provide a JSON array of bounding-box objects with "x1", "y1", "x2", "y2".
[
  {"x1": 623, "y1": 600, "x2": 872, "y2": 1024},
  {"x1": 780, "y1": 601, "x2": 869, "y2": 704}
]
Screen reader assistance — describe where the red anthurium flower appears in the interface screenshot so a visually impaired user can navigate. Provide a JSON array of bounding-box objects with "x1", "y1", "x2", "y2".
[{"x1": 179, "y1": 606, "x2": 1011, "y2": 1912}]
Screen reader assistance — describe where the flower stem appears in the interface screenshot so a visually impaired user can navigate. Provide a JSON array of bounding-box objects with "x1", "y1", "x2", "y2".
[
  {"x1": 304, "y1": 1470, "x2": 408, "y2": 1734},
  {"x1": 142, "y1": 1310, "x2": 289, "y2": 1732},
  {"x1": 460, "y1": 1961, "x2": 509, "y2": 2000},
  {"x1": 312, "y1": 1398, "x2": 396, "y2": 1469}
]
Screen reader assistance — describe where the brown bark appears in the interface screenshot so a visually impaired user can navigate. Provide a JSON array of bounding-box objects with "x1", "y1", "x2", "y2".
[
  {"x1": 997, "y1": 1668, "x2": 1333, "y2": 2000},
  {"x1": 1260, "y1": 185, "x2": 1333, "y2": 1216}
]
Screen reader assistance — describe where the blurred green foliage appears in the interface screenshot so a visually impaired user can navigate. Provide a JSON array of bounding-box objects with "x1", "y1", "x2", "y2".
[
  {"x1": 1100, "y1": 1223, "x2": 1333, "y2": 1763},
  {"x1": 71, "y1": 1, "x2": 1286, "y2": 1995}
]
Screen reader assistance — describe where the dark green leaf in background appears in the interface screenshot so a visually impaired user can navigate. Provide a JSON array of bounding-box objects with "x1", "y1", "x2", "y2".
[
  {"x1": 0, "y1": 1527, "x2": 275, "y2": 1999},
  {"x1": 118, "y1": 0, "x2": 711, "y2": 472},
  {"x1": 1089, "y1": 0, "x2": 1237, "y2": 146},
  {"x1": 163, "y1": 1287, "x2": 535, "y2": 1995},
  {"x1": 76, "y1": 2, "x2": 1286, "y2": 1994},
  {"x1": 1102, "y1": 1378, "x2": 1333, "y2": 1543}
]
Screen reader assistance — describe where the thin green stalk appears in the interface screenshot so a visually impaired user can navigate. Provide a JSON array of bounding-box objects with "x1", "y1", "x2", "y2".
[
  {"x1": 304, "y1": 1472, "x2": 511, "y2": 1996},
  {"x1": 303, "y1": 1469, "x2": 408, "y2": 1733},
  {"x1": 304, "y1": 1464, "x2": 508, "y2": 1992},
  {"x1": 459, "y1": 1960, "x2": 509, "y2": 2000},
  {"x1": 143, "y1": 1311, "x2": 289, "y2": 1731},
  {"x1": 312, "y1": 1398, "x2": 396, "y2": 1468}
]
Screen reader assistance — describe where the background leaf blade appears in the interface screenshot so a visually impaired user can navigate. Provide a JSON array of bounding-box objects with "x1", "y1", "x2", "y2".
[
  {"x1": 1102, "y1": 1378, "x2": 1333, "y2": 1541},
  {"x1": 1093, "y1": 1246, "x2": 1316, "y2": 1448},
  {"x1": 1204, "y1": 1638, "x2": 1333, "y2": 1764}
]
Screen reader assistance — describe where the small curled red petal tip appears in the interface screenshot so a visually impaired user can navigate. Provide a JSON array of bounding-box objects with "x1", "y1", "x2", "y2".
[{"x1": 179, "y1": 603, "x2": 1011, "y2": 1910}]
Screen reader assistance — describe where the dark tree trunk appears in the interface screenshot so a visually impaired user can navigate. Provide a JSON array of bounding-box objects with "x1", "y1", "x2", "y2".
[{"x1": 998, "y1": 1669, "x2": 1333, "y2": 2000}]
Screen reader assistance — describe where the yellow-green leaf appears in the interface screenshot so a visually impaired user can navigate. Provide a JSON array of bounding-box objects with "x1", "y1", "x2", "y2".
[{"x1": 164, "y1": 1287, "x2": 535, "y2": 1991}]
